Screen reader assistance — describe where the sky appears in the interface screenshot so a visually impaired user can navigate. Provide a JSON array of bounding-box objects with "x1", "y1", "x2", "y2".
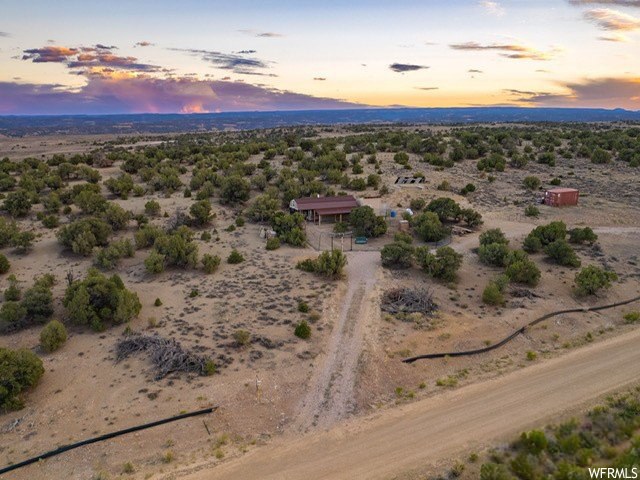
[{"x1": 0, "y1": 0, "x2": 639, "y2": 114}]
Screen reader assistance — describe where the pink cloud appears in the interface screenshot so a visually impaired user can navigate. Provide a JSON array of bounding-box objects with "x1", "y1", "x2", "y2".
[
  {"x1": 22, "y1": 44, "x2": 160, "y2": 72},
  {"x1": 506, "y1": 77, "x2": 640, "y2": 109},
  {"x1": 22, "y1": 46, "x2": 79, "y2": 63},
  {"x1": 0, "y1": 76, "x2": 365, "y2": 114}
]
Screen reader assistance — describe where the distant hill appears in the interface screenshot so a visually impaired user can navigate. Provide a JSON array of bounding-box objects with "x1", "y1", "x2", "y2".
[{"x1": 1, "y1": 107, "x2": 639, "y2": 136}]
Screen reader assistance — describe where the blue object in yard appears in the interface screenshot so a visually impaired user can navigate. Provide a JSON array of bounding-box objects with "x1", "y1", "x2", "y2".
[
  {"x1": 390, "y1": 210, "x2": 397, "y2": 218},
  {"x1": 355, "y1": 236, "x2": 368, "y2": 244}
]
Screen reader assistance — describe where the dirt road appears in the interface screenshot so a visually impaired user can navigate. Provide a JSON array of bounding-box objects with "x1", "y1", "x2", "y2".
[
  {"x1": 181, "y1": 325, "x2": 640, "y2": 480},
  {"x1": 294, "y1": 251, "x2": 380, "y2": 431}
]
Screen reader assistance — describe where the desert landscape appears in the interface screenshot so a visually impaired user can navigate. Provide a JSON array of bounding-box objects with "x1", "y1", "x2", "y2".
[
  {"x1": 4, "y1": 0, "x2": 640, "y2": 477},
  {"x1": 0, "y1": 122, "x2": 638, "y2": 479}
]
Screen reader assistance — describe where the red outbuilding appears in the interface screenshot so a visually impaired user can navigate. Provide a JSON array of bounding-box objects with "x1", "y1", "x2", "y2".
[{"x1": 544, "y1": 188, "x2": 579, "y2": 207}]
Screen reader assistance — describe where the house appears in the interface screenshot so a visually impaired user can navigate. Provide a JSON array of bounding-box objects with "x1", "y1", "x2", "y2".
[
  {"x1": 290, "y1": 195, "x2": 359, "y2": 224},
  {"x1": 544, "y1": 188, "x2": 579, "y2": 207}
]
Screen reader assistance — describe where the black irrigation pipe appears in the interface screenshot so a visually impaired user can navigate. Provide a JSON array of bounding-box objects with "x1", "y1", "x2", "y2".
[
  {"x1": 0, "y1": 406, "x2": 218, "y2": 476},
  {"x1": 403, "y1": 295, "x2": 640, "y2": 364}
]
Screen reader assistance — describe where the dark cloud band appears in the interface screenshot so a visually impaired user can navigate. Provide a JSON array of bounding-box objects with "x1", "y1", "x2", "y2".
[
  {"x1": 505, "y1": 77, "x2": 640, "y2": 108},
  {"x1": 389, "y1": 63, "x2": 429, "y2": 72}
]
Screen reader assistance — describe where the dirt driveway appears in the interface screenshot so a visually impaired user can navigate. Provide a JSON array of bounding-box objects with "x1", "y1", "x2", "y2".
[{"x1": 294, "y1": 251, "x2": 380, "y2": 431}]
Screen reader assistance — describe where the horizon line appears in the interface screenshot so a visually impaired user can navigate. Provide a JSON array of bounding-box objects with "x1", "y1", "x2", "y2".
[{"x1": 1, "y1": 105, "x2": 639, "y2": 117}]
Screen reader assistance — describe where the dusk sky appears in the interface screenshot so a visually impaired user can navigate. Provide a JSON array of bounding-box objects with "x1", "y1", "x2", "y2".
[{"x1": 1, "y1": 0, "x2": 639, "y2": 114}]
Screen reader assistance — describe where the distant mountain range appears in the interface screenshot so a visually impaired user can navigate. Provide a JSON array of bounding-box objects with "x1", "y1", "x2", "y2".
[{"x1": 1, "y1": 107, "x2": 639, "y2": 136}]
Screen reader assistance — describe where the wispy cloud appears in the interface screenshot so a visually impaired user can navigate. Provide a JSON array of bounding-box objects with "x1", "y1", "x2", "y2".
[
  {"x1": 414, "y1": 86, "x2": 439, "y2": 90},
  {"x1": 568, "y1": 0, "x2": 640, "y2": 6},
  {"x1": 389, "y1": 63, "x2": 429, "y2": 72},
  {"x1": 466, "y1": 102, "x2": 521, "y2": 107},
  {"x1": 313, "y1": 77, "x2": 326, "y2": 81},
  {"x1": 479, "y1": 1, "x2": 505, "y2": 16},
  {"x1": 449, "y1": 41, "x2": 559, "y2": 60},
  {"x1": 583, "y1": 8, "x2": 640, "y2": 31},
  {"x1": 468, "y1": 69, "x2": 483, "y2": 73},
  {"x1": 598, "y1": 32, "x2": 631, "y2": 40},
  {"x1": 169, "y1": 48, "x2": 276, "y2": 76},
  {"x1": 135, "y1": 41, "x2": 154, "y2": 47},
  {"x1": 0, "y1": 31, "x2": 9, "y2": 38},
  {"x1": 238, "y1": 29, "x2": 283, "y2": 38},
  {"x1": 504, "y1": 88, "x2": 550, "y2": 96}
]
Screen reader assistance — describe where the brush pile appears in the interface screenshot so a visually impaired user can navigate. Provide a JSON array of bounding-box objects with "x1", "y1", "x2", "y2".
[
  {"x1": 116, "y1": 334, "x2": 212, "y2": 380},
  {"x1": 381, "y1": 288, "x2": 438, "y2": 315}
]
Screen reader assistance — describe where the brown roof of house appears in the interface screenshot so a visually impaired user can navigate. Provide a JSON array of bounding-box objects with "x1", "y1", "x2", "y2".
[
  {"x1": 294, "y1": 195, "x2": 358, "y2": 211},
  {"x1": 315, "y1": 207, "x2": 356, "y2": 216}
]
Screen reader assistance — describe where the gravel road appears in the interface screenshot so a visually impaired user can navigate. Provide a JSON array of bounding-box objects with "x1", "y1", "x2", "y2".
[{"x1": 180, "y1": 324, "x2": 640, "y2": 480}]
